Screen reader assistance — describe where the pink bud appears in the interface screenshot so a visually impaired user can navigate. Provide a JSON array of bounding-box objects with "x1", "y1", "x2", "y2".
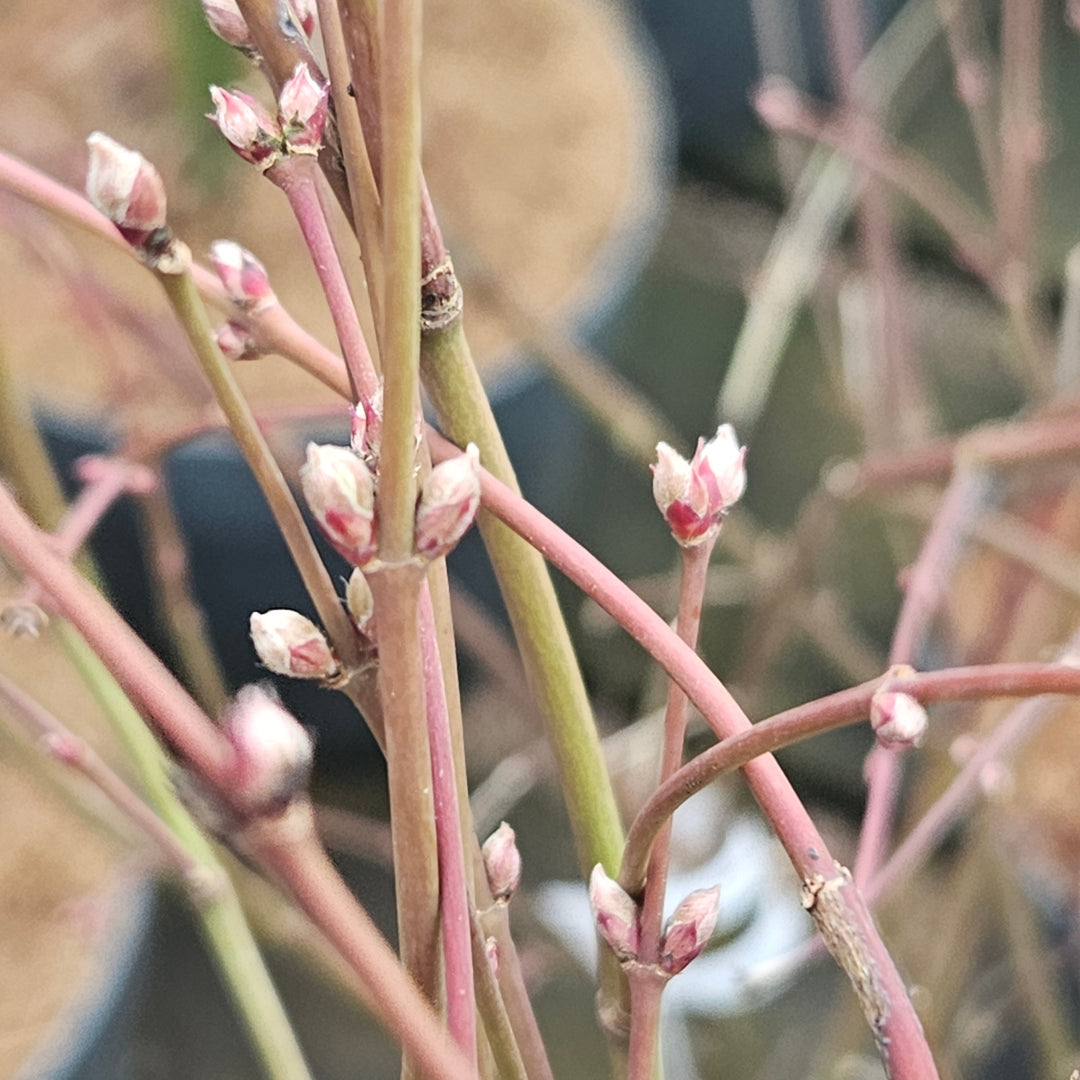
[
  {"x1": 85, "y1": 133, "x2": 167, "y2": 243},
  {"x1": 345, "y1": 569, "x2": 374, "y2": 633},
  {"x1": 225, "y1": 685, "x2": 314, "y2": 812},
  {"x1": 300, "y1": 443, "x2": 377, "y2": 568},
  {"x1": 215, "y1": 320, "x2": 261, "y2": 361},
  {"x1": 589, "y1": 865, "x2": 640, "y2": 963},
  {"x1": 870, "y1": 689, "x2": 928, "y2": 749},
  {"x1": 482, "y1": 822, "x2": 522, "y2": 902},
  {"x1": 659, "y1": 886, "x2": 719, "y2": 976},
  {"x1": 651, "y1": 424, "x2": 746, "y2": 546},
  {"x1": 208, "y1": 86, "x2": 284, "y2": 168},
  {"x1": 415, "y1": 444, "x2": 481, "y2": 559},
  {"x1": 250, "y1": 610, "x2": 339, "y2": 680},
  {"x1": 753, "y1": 76, "x2": 803, "y2": 131},
  {"x1": 201, "y1": 0, "x2": 254, "y2": 49},
  {"x1": 278, "y1": 63, "x2": 329, "y2": 154},
  {"x1": 208, "y1": 239, "x2": 276, "y2": 308}
]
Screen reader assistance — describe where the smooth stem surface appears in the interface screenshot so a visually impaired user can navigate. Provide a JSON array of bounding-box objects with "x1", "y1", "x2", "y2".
[
  {"x1": 156, "y1": 266, "x2": 364, "y2": 673},
  {"x1": 315, "y1": 0, "x2": 383, "y2": 336},
  {"x1": 619, "y1": 661, "x2": 1080, "y2": 895},
  {"x1": 368, "y1": 564, "x2": 442, "y2": 1068},
  {"x1": 629, "y1": 540, "x2": 714, "y2": 1080},
  {"x1": 269, "y1": 155, "x2": 377, "y2": 403},
  {"x1": 51, "y1": 627, "x2": 315, "y2": 1080},
  {"x1": 420, "y1": 324, "x2": 628, "y2": 1054},
  {"x1": 425, "y1": 437, "x2": 937, "y2": 1078},
  {"x1": 378, "y1": 0, "x2": 422, "y2": 561},
  {"x1": 419, "y1": 582, "x2": 477, "y2": 1064},
  {"x1": 248, "y1": 803, "x2": 480, "y2": 1080}
]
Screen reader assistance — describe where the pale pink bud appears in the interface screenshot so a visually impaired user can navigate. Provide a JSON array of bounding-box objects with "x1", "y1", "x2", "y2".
[
  {"x1": 85, "y1": 133, "x2": 167, "y2": 243},
  {"x1": 208, "y1": 86, "x2": 283, "y2": 168},
  {"x1": 415, "y1": 444, "x2": 481, "y2": 559},
  {"x1": 300, "y1": 443, "x2": 377, "y2": 567},
  {"x1": 659, "y1": 885, "x2": 719, "y2": 976},
  {"x1": 208, "y1": 239, "x2": 276, "y2": 308},
  {"x1": 589, "y1": 864, "x2": 640, "y2": 963},
  {"x1": 344, "y1": 569, "x2": 374, "y2": 632},
  {"x1": 651, "y1": 425, "x2": 745, "y2": 546},
  {"x1": 753, "y1": 76, "x2": 803, "y2": 132},
  {"x1": 215, "y1": 320, "x2": 261, "y2": 361},
  {"x1": 225, "y1": 685, "x2": 314, "y2": 811},
  {"x1": 278, "y1": 63, "x2": 329, "y2": 154},
  {"x1": 482, "y1": 822, "x2": 522, "y2": 902},
  {"x1": 870, "y1": 690, "x2": 928, "y2": 749},
  {"x1": 0, "y1": 602, "x2": 48, "y2": 638},
  {"x1": 250, "y1": 609, "x2": 339, "y2": 680},
  {"x1": 201, "y1": 0, "x2": 254, "y2": 49}
]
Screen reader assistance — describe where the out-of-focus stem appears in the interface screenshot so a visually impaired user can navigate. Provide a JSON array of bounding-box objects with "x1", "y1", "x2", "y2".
[
  {"x1": 135, "y1": 463, "x2": 231, "y2": 714},
  {"x1": 855, "y1": 467, "x2": 987, "y2": 888}
]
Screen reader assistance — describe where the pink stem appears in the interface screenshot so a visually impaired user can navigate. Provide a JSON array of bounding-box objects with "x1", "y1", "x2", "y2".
[
  {"x1": 426, "y1": 434, "x2": 939, "y2": 1079},
  {"x1": 628, "y1": 540, "x2": 713, "y2": 1080},
  {"x1": 855, "y1": 469, "x2": 985, "y2": 887},
  {"x1": 268, "y1": 156, "x2": 378, "y2": 404},
  {"x1": 620, "y1": 660, "x2": 1080, "y2": 894},
  {"x1": 419, "y1": 581, "x2": 477, "y2": 1064}
]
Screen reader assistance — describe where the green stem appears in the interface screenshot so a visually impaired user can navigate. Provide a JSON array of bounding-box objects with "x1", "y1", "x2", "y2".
[
  {"x1": 154, "y1": 263, "x2": 364, "y2": 674},
  {"x1": 419, "y1": 320, "x2": 628, "y2": 1053}
]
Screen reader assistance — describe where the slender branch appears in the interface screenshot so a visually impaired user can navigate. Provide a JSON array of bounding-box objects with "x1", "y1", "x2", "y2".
[
  {"x1": 315, "y1": 0, "x2": 384, "y2": 335},
  {"x1": 756, "y1": 78, "x2": 1000, "y2": 286},
  {"x1": 153, "y1": 263, "x2": 365, "y2": 674},
  {"x1": 425, "y1": 432, "x2": 938, "y2": 1079},
  {"x1": 855, "y1": 467, "x2": 987, "y2": 888},
  {"x1": 419, "y1": 582, "x2": 477, "y2": 1063},
  {"x1": 628, "y1": 540, "x2": 714, "y2": 1080},
  {"x1": 619, "y1": 661, "x2": 1080, "y2": 897},
  {"x1": 267, "y1": 154, "x2": 378, "y2": 403}
]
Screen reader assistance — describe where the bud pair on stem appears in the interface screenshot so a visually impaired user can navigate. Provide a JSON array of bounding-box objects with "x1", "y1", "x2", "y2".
[
  {"x1": 589, "y1": 865, "x2": 719, "y2": 978},
  {"x1": 300, "y1": 441, "x2": 482, "y2": 569}
]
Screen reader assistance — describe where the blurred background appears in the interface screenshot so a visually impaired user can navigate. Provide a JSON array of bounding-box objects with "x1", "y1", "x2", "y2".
[{"x1": 3, "y1": 0, "x2": 1080, "y2": 1077}]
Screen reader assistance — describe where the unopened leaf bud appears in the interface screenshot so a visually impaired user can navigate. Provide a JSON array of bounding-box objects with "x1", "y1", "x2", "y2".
[
  {"x1": 589, "y1": 864, "x2": 640, "y2": 963},
  {"x1": 278, "y1": 63, "x2": 329, "y2": 154},
  {"x1": 482, "y1": 821, "x2": 522, "y2": 902},
  {"x1": 651, "y1": 424, "x2": 746, "y2": 546},
  {"x1": 208, "y1": 86, "x2": 284, "y2": 169},
  {"x1": 215, "y1": 320, "x2": 261, "y2": 361},
  {"x1": 208, "y1": 239, "x2": 276, "y2": 309},
  {"x1": 250, "y1": 609, "x2": 339, "y2": 680},
  {"x1": 85, "y1": 133, "x2": 167, "y2": 244},
  {"x1": 225, "y1": 685, "x2": 314, "y2": 812},
  {"x1": 659, "y1": 885, "x2": 720, "y2": 976},
  {"x1": 415, "y1": 444, "x2": 481, "y2": 559},
  {"x1": 345, "y1": 569, "x2": 374, "y2": 632},
  {"x1": 201, "y1": 0, "x2": 254, "y2": 50},
  {"x1": 301, "y1": 443, "x2": 377, "y2": 568},
  {"x1": 870, "y1": 688, "x2": 928, "y2": 749}
]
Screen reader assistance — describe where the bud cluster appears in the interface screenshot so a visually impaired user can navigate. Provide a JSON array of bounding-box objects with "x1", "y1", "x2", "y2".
[
  {"x1": 208, "y1": 63, "x2": 329, "y2": 168},
  {"x1": 589, "y1": 865, "x2": 719, "y2": 977},
  {"x1": 202, "y1": 0, "x2": 314, "y2": 51},
  {"x1": 299, "y1": 440, "x2": 482, "y2": 568},
  {"x1": 651, "y1": 424, "x2": 746, "y2": 546}
]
